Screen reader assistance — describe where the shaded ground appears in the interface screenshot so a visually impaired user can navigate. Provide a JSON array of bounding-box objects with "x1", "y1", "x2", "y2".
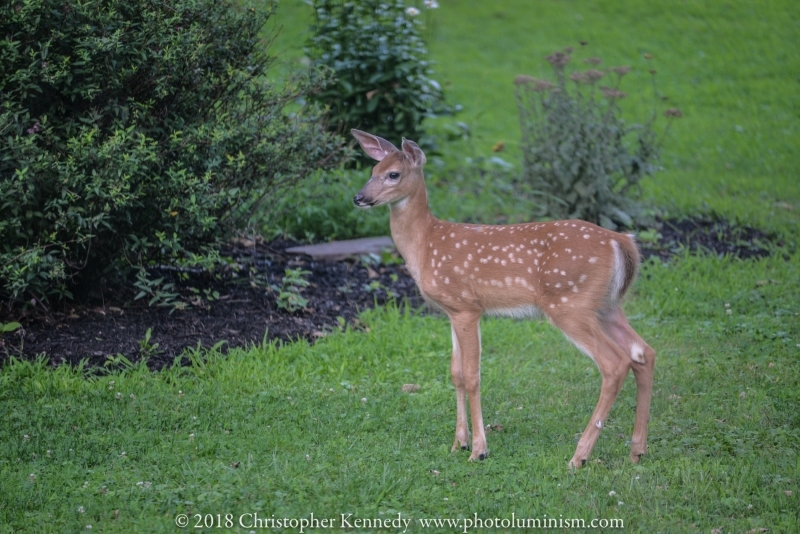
[
  {"x1": 0, "y1": 216, "x2": 782, "y2": 368},
  {"x1": 638, "y1": 216, "x2": 779, "y2": 261}
]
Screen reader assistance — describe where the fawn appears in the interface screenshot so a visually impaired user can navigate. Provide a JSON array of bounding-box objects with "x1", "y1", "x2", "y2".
[{"x1": 351, "y1": 129, "x2": 656, "y2": 467}]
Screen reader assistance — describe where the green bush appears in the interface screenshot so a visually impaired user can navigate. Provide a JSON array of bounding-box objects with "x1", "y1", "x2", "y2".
[
  {"x1": 264, "y1": 168, "x2": 389, "y2": 243},
  {"x1": 514, "y1": 48, "x2": 681, "y2": 229},
  {"x1": 0, "y1": 0, "x2": 349, "y2": 307},
  {"x1": 306, "y1": 0, "x2": 455, "y2": 145}
]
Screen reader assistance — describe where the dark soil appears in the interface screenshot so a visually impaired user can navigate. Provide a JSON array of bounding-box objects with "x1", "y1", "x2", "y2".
[
  {"x1": 0, "y1": 216, "x2": 780, "y2": 369},
  {"x1": 638, "y1": 215, "x2": 780, "y2": 261}
]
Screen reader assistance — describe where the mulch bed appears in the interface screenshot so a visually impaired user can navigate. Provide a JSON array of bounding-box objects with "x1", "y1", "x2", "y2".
[{"x1": 0, "y1": 216, "x2": 781, "y2": 369}]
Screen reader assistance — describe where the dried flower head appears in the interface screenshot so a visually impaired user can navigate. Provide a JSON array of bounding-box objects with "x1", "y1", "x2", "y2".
[
  {"x1": 513, "y1": 75, "x2": 536, "y2": 85},
  {"x1": 583, "y1": 69, "x2": 605, "y2": 83},
  {"x1": 611, "y1": 65, "x2": 631, "y2": 76},
  {"x1": 664, "y1": 108, "x2": 683, "y2": 118},
  {"x1": 563, "y1": 46, "x2": 574, "y2": 53},
  {"x1": 569, "y1": 71, "x2": 586, "y2": 83},
  {"x1": 600, "y1": 86, "x2": 627, "y2": 99},
  {"x1": 533, "y1": 79, "x2": 556, "y2": 92},
  {"x1": 546, "y1": 51, "x2": 571, "y2": 67},
  {"x1": 584, "y1": 57, "x2": 603, "y2": 65}
]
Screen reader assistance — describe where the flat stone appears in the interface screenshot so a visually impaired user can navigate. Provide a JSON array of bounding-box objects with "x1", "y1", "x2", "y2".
[{"x1": 285, "y1": 236, "x2": 395, "y2": 261}]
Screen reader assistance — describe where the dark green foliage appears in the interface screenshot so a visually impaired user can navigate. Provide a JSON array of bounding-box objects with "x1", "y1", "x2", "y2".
[
  {"x1": 0, "y1": 0, "x2": 349, "y2": 306},
  {"x1": 306, "y1": 0, "x2": 454, "y2": 144},
  {"x1": 515, "y1": 50, "x2": 680, "y2": 229}
]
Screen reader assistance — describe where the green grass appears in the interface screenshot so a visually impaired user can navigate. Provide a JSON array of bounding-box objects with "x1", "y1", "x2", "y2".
[
  {"x1": 1, "y1": 253, "x2": 799, "y2": 532},
  {"x1": 3, "y1": 0, "x2": 800, "y2": 532},
  {"x1": 268, "y1": 0, "x2": 799, "y2": 236}
]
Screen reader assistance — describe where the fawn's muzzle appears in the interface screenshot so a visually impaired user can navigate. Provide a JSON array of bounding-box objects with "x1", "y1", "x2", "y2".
[{"x1": 353, "y1": 193, "x2": 374, "y2": 208}]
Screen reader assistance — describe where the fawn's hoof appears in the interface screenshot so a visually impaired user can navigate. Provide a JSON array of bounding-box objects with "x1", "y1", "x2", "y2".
[
  {"x1": 568, "y1": 457, "x2": 587, "y2": 469},
  {"x1": 468, "y1": 450, "x2": 488, "y2": 462}
]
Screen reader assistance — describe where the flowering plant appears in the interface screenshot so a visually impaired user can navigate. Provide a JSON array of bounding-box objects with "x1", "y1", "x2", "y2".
[
  {"x1": 306, "y1": 0, "x2": 454, "y2": 144},
  {"x1": 514, "y1": 47, "x2": 681, "y2": 229}
]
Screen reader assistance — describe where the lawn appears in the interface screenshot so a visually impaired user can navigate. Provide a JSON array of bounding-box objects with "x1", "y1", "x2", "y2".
[{"x1": 1, "y1": 0, "x2": 799, "y2": 532}]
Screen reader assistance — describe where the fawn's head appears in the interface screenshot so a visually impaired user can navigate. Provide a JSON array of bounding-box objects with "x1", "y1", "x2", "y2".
[{"x1": 352, "y1": 129, "x2": 426, "y2": 209}]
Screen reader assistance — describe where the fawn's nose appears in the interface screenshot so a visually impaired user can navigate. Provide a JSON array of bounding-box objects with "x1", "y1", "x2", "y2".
[{"x1": 353, "y1": 193, "x2": 372, "y2": 208}]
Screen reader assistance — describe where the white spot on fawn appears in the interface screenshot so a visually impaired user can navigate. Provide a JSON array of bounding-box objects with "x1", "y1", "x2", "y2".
[
  {"x1": 450, "y1": 232, "x2": 455, "y2": 238},
  {"x1": 579, "y1": 274, "x2": 588, "y2": 283},
  {"x1": 595, "y1": 419, "x2": 603, "y2": 429},
  {"x1": 561, "y1": 296, "x2": 568, "y2": 303},
  {"x1": 583, "y1": 234, "x2": 590, "y2": 239},
  {"x1": 588, "y1": 257, "x2": 598, "y2": 264}
]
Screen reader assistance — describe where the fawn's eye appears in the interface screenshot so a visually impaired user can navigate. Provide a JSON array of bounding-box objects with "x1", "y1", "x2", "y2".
[{"x1": 388, "y1": 172, "x2": 400, "y2": 180}]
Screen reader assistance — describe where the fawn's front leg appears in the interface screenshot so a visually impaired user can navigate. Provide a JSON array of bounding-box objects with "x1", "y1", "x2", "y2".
[
  {"x1": 450, "y1": 312, "x2": 487, "y2": 461},
  {"x1": 450, "y1": 324, "x2": 470, "y2": 452}
]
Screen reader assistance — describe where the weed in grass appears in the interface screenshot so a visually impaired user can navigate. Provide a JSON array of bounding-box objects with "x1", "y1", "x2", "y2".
[{"x1": 272, "y1": 268, "x2": 311, "y2": 313}]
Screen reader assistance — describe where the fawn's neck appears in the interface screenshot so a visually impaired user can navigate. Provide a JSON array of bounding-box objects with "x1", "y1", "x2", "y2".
[{"x1": 389, "y1": 178, "x2": 433, "y2": 283}]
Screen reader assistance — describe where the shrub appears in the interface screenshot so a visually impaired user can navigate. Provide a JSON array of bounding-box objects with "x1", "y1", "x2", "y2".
[
  {"x1": 306, "y1": 0, "x2": 455, "y2": 145},
  {"x1": 0, "y1": 0, "x2": 349, "y2": 307},
  {"x1": 514, "y1": 48, "x2": 681, "y2": 229},
  {"x1": 264, "y1": 168, "x2": 390, "y2": 243}
]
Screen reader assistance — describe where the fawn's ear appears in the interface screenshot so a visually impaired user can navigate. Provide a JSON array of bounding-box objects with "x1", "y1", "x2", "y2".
[
  {"x1": 401, "y1": 137, "x2": 426, "y2": 167},
  {"x1": 351, "y1": 129, "x2": 399, "y2": 161}
]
